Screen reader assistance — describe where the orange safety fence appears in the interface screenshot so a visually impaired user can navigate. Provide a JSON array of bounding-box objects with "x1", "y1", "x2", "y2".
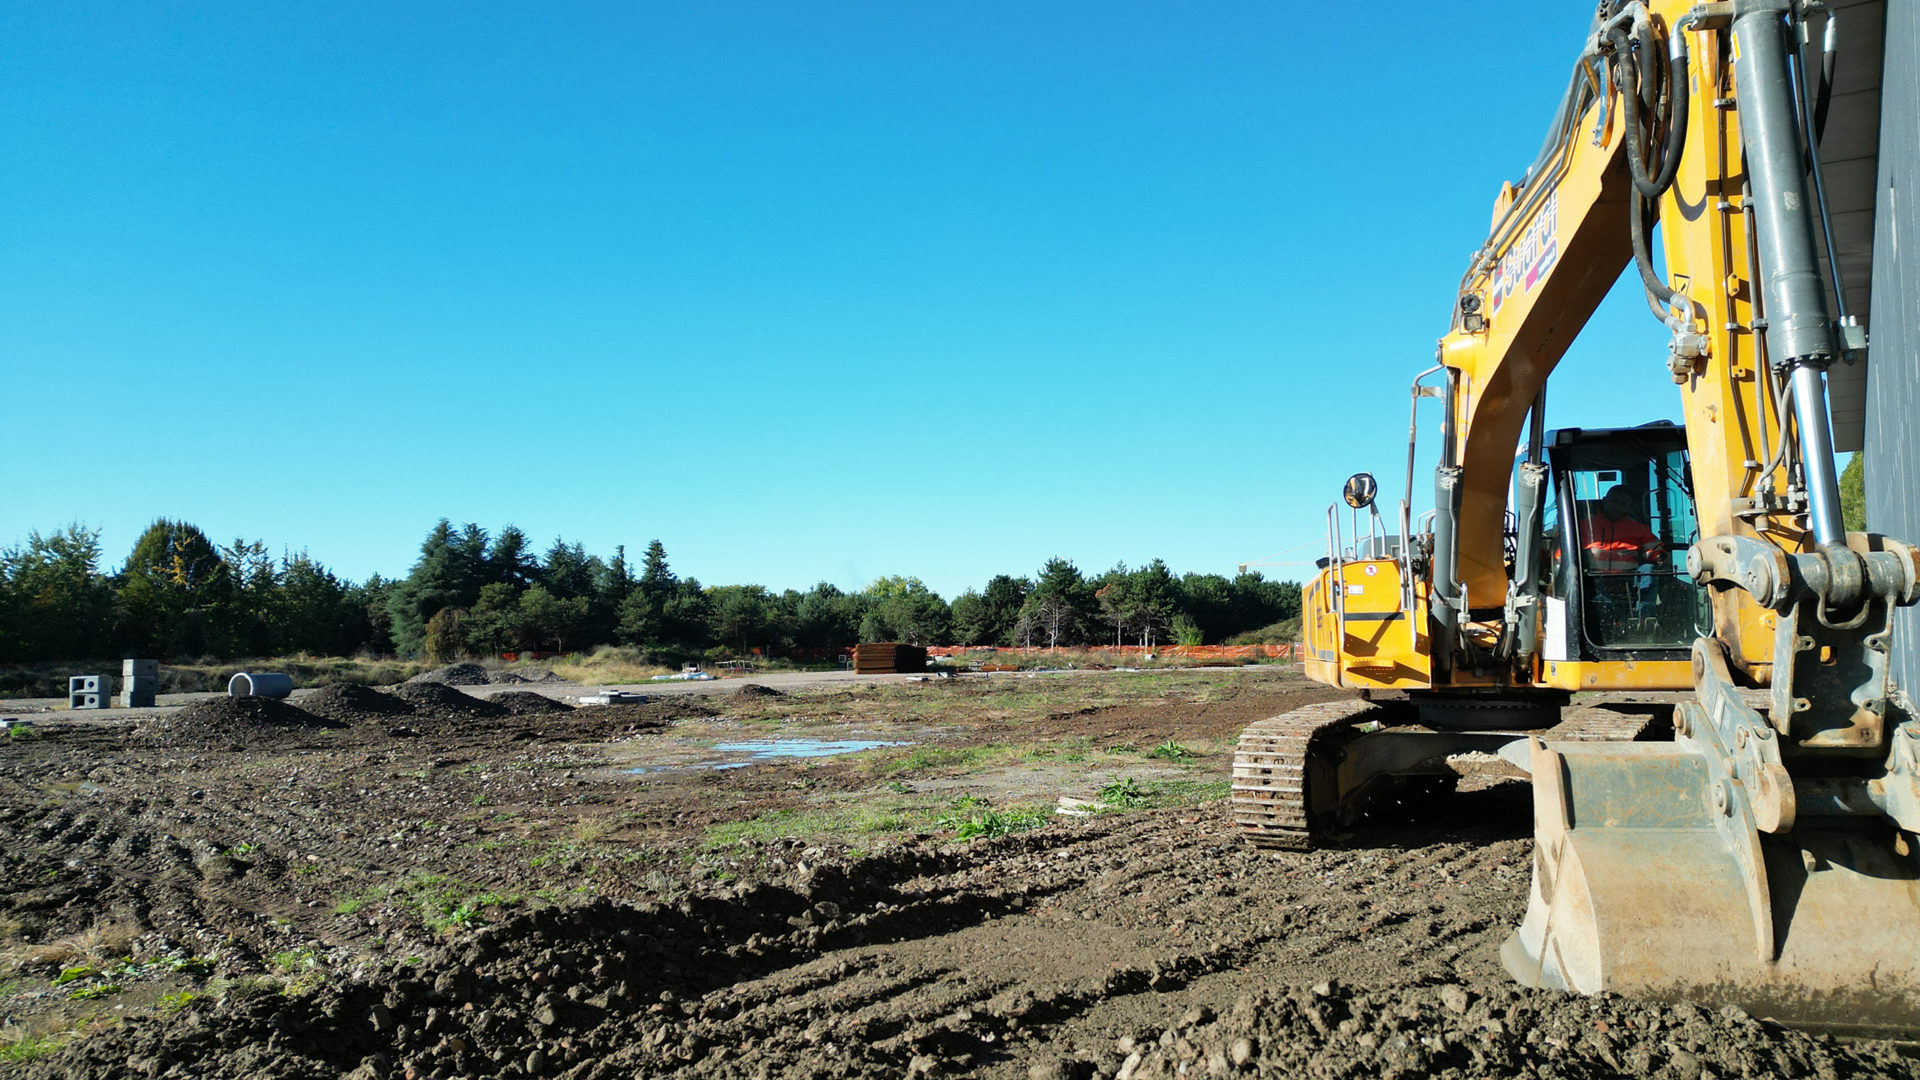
[{"x1": 924, "y1": 643, "x2": 1304, "y2": 661}]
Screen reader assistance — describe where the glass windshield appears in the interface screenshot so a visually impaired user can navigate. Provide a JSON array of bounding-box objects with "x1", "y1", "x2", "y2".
[{"x1": 1559, "y1": 432, "x2": 1707, "y2": 650}]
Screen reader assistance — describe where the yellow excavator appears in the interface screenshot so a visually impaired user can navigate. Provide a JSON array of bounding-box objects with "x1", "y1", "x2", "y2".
[{"x1": 1232, "y1": 0, "x2": 1920, "y2": 1033}]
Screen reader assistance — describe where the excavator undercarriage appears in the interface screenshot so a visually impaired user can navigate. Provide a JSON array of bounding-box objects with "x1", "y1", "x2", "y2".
[{"x1": 1231, "y1": 695, "x2": 1663, "y2": 851}]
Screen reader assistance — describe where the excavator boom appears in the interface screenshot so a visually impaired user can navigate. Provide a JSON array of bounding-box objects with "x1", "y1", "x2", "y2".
[{"x1": 1233, "y1": 0, "x2": 1920, "y2": 1033}]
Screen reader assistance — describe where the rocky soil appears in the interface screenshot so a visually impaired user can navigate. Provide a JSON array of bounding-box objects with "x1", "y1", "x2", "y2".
[{"x1": 2, "y1": 670, "x2": 1915, "y2": 1079}]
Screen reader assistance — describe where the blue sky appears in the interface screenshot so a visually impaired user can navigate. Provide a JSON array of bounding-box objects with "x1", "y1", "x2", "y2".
[{"x1": 2, "y1": 2, "x2": 1676, "y2": 598}]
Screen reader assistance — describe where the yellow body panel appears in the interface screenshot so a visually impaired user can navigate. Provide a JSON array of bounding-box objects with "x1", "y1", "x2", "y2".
[
  {"x1": 1536, "y1": 659, "x2": 1694, "y2": 692},
  {"x1": 1302, "y1": 559, "x2": 1431, "y2": 691}
]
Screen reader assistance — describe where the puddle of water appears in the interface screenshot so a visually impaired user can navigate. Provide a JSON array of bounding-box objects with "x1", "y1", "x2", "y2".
[{"x1": 628, "y1": 737, "x2": 909, "y2": 774}]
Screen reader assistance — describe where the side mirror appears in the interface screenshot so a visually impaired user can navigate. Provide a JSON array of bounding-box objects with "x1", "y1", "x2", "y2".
[{"x1": 1343, "y1": 473, "x2": 1378, "y2": 510}]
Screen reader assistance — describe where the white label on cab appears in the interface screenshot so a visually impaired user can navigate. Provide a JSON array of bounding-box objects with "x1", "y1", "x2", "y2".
[{"x1": 1346, "y1": 584, "x2": 1364, "y2": 596}]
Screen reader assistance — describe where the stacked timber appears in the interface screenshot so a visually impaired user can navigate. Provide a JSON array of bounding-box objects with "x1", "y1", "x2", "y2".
[{"x1": 852, "y1": 643, "x2": 927, "y2": 674}]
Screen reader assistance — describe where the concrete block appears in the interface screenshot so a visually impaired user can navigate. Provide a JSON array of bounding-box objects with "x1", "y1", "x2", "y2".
[
  {"x1": 578, "y1": 691, "x2": 647, "y2": 705},
  {"x1": 69, "y1": 692, "x2": 109, "y2": 710},
  {"x1": 69, "y1": 674, "x2": 113, "y2": 695},
  {"x1": 122, "y1": 659, "x2": 159, "y2": 680},
  {"x1": 120, "y1": 676, "x2": 158, "y2": 708}
]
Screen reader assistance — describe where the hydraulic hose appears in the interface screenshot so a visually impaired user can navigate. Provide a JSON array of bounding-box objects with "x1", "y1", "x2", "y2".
[
  {"x1": 1629, "y1": 192, "x2": 1680, "y2": 307},
  {"x1": 1814, "y1": 31, "x2": 1835, "y2": 137},
  {"x1": 1607, "y1": 23, "x2": 1691, "y2": 200},
  {"x1": 1805, "y1": 1, "x2": 1837, "y2": 140}
]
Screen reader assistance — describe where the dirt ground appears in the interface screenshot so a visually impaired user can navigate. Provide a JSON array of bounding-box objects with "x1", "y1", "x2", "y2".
[{"x1": 3, "y1": 667, "x2": 1917, "y2": 1078}]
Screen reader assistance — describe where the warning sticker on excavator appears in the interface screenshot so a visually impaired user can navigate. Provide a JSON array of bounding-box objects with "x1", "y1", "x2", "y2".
[{"x1": 1490, "y1": 191, "x2": 1558, "y2": 315}]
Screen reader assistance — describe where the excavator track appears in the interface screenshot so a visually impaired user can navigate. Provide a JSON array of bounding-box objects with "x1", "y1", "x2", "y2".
[
  {"x1": 1231, "y1": 697, "x2": 1667, "y2": 851},
  {"x1": 1229, "y1": 699, "x2": 1383, "y2": 850}
]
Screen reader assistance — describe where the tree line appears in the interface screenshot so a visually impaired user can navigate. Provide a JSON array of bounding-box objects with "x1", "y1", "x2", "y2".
[{"x1": 0, "y1": 519, "x2": 1302, "y2": 663}]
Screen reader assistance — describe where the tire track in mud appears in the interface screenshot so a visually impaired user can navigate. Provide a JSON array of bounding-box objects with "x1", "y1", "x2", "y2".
[
  {"x1": 11, "y1": 685, "x2": 1920, "y2": 1080},
  {"x1": 28, "y1": 789, "x2": 1920, "y2": 1080}
]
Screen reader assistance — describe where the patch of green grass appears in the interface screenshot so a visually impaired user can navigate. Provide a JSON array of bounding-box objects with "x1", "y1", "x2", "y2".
[
  {"x1": 68, "y1": 982, "x2": 122, "y2": 1001},
  {"x1": 937, "y1": 803, "x2": 1050, "y2": 841},
  {"x1": 159, "y1": 991, "x2": 197, "y2": 1010},
  {"x1": 395, "y1": 874, "x2": 519, "y2": 933},
  {"x1": 51, "y1": 966, "x2": 95, "y2": 986},
  {"x1": 1143, "y1": 778, "x2": 1233, "y2": 805},
  {"x1": 883, "y1": 746, "x2": 990, "y2": 775},
  {"x1": 934, "y1": 796, "x2": 1049, "y2": 840},
  {"x1": 1092, "y1": 777, "x2": 1233, "y2": 814},
  {"x1": 0, "y1": 1031, "x2": 69, "y2": 1063},
  {"x1": 270, "y1": 947, "x2": 320, "y2": 974},
  {"x1": 704, "y1": 804, "x2": 917, "y2": 848}
]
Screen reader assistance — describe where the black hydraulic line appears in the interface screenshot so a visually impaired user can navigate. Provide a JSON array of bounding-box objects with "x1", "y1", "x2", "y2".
[
  {"x1": 1784, "y1": 6, "x2": 1849, "y2": 319},
  {"x1": 1606, "y1": 23, "x2": 1690, "y2": 201},
  {"x1": 1629, "y1": 192, "x2": 1680, "y2": 307},
  {"x1": 1814, "y1": 40, "x2": 1834, "y2": 138},
  {"x1": 1803, "y1": 4, "x2": 1837, "y2": 141}
]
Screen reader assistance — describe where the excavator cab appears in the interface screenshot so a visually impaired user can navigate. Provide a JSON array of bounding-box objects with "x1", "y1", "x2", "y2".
[{"x1": 1537, "y1": 422, "x2": 1708, "y2": 661}]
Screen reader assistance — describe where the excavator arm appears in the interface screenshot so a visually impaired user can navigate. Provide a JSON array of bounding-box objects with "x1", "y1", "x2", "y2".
[
  {"x1": 1428, "y1": 0, "x2": 1920, "y2": 1032},
  {"x1": 1237, "y1": 0, "x2": 1920, "y2": 1028}
]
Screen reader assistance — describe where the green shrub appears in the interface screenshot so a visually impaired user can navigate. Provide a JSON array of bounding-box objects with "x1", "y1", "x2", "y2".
[
  {"x1": 1147, "y1": 739, "x2": 1194, "y2": 761},
  {"x1": 936, "y1": 799, "x2": 1049, "y2": 841},
  {"x1": 1099, "y1": 777, "x2": 1150, "y2": 808}
]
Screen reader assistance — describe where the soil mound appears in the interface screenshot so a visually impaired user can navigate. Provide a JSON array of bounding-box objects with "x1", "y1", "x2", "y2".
[
  {"x1": 489, "y1": 667, "x2": 561, "y2": 685},
  {"x1": 587, "y1": 696, "x2": 719, "y2": 726},
  {"x1": 300, "y1": 684, "x2": 414, "y2": 723},
  {"x1": 392, "y1": 681, "x2": 506, "y2": 718},
  {"x1": 162, "y1": 696, "x2": 342, "y2": 743},
  {"x1": 405, "y1": 662, "x2": 492, "y2": 686},
  {"x1": 733, "y1": 683, "x2": 785, "y2": 698},
  {"x1": 491, "y1": 691, "x2": 574, "y2": 716}
]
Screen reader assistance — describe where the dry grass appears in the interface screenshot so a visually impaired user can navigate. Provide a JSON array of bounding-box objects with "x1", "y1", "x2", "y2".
[
  {"x1": 952, "y1": 648, "x2": 1280, "y2": 672},
  {"x1": 4, "y1": 919, "x2": 139, "y2": 975},
  {"x1": 569, "y1": 817, "x2": 614, "y2": 844},
  {"x1": 545, "y1": 647, "x2": 674, "y2": 686}
]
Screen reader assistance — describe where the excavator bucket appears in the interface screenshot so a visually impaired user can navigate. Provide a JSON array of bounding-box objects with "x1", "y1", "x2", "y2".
[{"x1": 1501, "y1": 738, "x2": 1920, "y2": 1036}]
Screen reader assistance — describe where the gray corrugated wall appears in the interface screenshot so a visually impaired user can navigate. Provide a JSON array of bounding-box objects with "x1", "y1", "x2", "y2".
[{"x1": 1866, "y1": 0, "x2": 1918, "y2": 707}]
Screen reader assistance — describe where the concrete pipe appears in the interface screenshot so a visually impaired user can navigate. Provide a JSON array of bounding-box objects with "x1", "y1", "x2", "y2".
[{"x1": 228, "y1": 672, "x2": 294, "y2": 699}]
